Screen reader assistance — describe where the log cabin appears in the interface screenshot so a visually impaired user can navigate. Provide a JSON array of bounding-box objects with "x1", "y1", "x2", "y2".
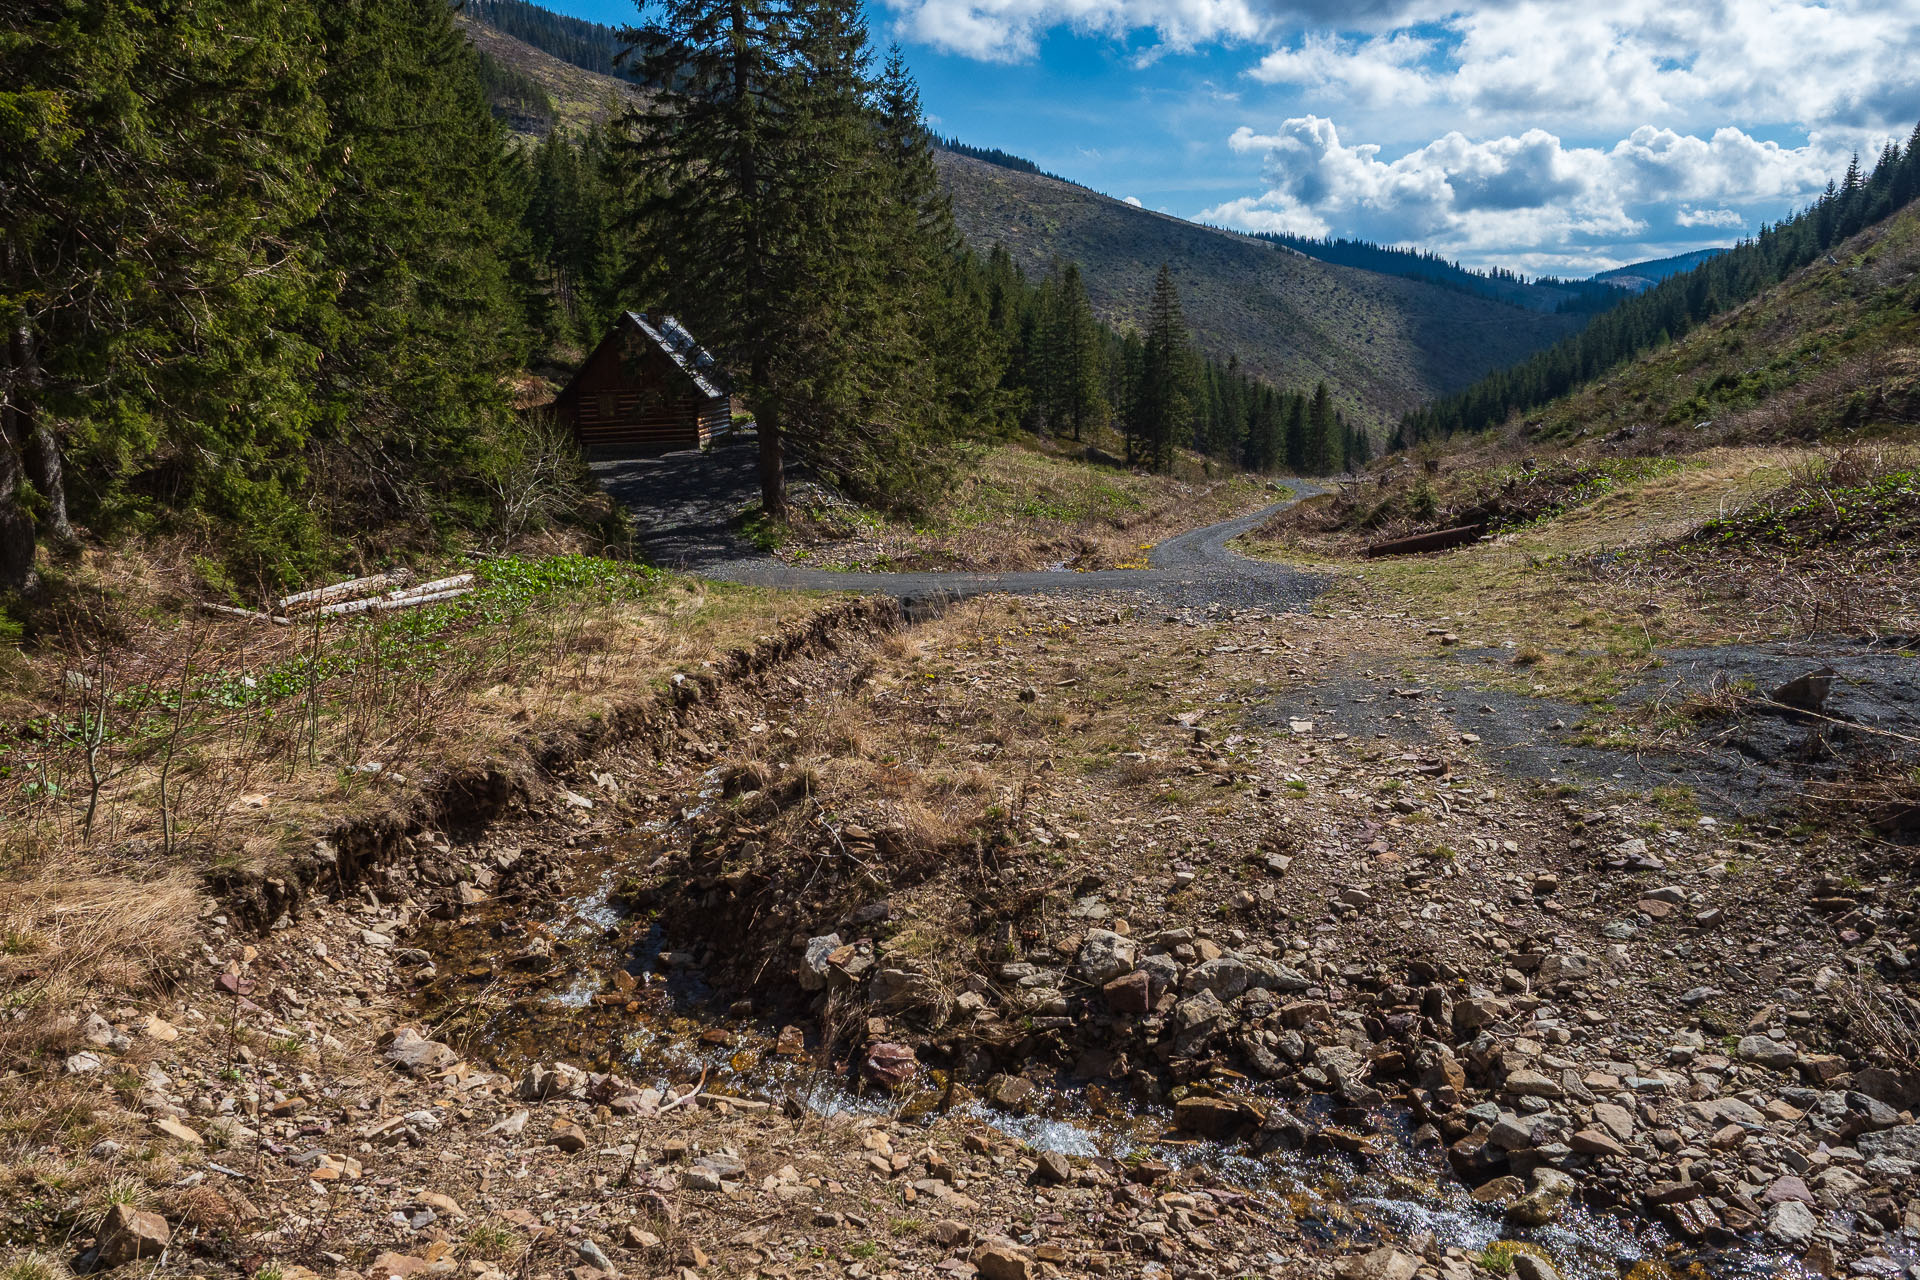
[{"x1": 552, "y1": 312, "x2": 731, "y2": 458}]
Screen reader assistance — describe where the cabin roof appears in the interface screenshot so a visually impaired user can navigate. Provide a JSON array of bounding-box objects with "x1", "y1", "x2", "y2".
[{"x1": 556, "y1": 311, "x2": 726, "y2": 405}]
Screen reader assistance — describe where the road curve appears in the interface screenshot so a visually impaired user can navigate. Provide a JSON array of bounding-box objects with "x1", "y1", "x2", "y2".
[{"x1": 594, "y1": 444, "x2": 1325, "y2": 612}]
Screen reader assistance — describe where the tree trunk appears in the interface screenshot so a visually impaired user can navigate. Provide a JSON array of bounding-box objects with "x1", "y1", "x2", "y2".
[
  {"x1": 13, "y1": 324, "x2": 72, "y2": 543},
  {"x1": 0, "y1": 407, "x2": 36, "y2": 593},
  {"x1": 757, "y1": 401, "x2": 785, "y2": 518}
]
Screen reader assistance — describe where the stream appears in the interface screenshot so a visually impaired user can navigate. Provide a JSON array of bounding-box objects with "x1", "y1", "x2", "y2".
[{"x1": 416, "y1": 828, "x2": 1802, "y2": 1280}]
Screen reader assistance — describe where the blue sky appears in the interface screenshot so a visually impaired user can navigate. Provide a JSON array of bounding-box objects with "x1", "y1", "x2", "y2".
[{"x1": 550, "y1": 0, "x2": 1919, "y2": 274}]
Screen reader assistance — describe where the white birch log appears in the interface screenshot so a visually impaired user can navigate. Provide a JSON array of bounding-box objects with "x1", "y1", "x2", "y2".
[
  {"x1": 316, "y1": 587, "x2": 473, "y2": 618},
  {"x1": 386, "y1": 573, "x2": 474, "y2": 599},
  {"x1": 278, "y1": 570, "x2": 414, "y2": 615}
]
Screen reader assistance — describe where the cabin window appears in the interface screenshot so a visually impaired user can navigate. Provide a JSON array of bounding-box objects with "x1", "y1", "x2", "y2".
[{"x1": 596, "y1": 392, "x2": 617, "y2": 420}]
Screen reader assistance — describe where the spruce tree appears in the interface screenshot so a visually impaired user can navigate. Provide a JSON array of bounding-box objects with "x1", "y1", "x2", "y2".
[{"x1": 1128, "y1": 264, "x2": 1193, "y2": 472}]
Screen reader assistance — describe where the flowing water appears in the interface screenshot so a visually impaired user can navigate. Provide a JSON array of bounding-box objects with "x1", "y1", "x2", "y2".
[{"x1": 417, "y1": 832, "x2": 1803, "y2": 1280}]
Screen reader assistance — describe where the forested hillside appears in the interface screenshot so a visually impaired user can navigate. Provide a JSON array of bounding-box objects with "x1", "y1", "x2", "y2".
[
  {"x1": 1249, "y1": 231, "x2": 1625, "y2": 314},
  {"x1": 935, "y1": 150, "x2": 1584, "y2": 428},
  {"x1": 1465, "y1": 196, "x2": 1920, "y2": 456},
  {"x1": 1396, "y1": 137, "x2": 1920, "y2": 447}
]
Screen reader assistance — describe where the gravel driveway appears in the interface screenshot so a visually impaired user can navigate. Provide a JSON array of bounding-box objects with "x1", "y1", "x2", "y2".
[{"x1": 593, "y1": 440, "x2": 1326, "y2": 613}]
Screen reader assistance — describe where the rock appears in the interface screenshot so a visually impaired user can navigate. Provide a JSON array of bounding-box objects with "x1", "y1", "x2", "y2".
[
  {"x1": 1570, "y1": 1128, "x2": 1629, "y2": 1159},
  {"x1": 863, "y1": 1043, "x2": 917, "y2": 1088},
  {"x1": 984, "y1": 1074, "x2": 1037, "y2": 1111},
  {"x1": 1762, "y1": 1176, "x2": 1815, "y2": 1206},
  {"x1": 930, "y1": 1219, "x2": 972, "y2": 1248},
  {"x1": 870, "y1": 968, "x2": 936, "y2": 1010},
  {"x1": 65, "y1": 1050, "x2": 104, "y2": 1074},
  {"x1": 152, "y1": 1115, "x2": 203, "y2": 1145},
  {"x1": 1103, "y1": 969, "x2": 1153, "y2": 1015},
  {"x1": 96, "y1": 1205, "x2": 170, "y2": 1267},
  {"x1": 1735, "y1": 1035, "x2": 1798, "y2": 1070},
  {"x1": 1170, "y1": 987, "x2": 1229, "y2": 1051},
  {"x1": 140, "y1": 1015, "x2": 180, "y2": 1042},
  {"x1": 1173, "y1": 1095, "x2": 1258, "y2": 1138},
  {"x1": 418, "y1": 1192, "x2": 465, "y2": 1220},
  {"x1": 577, "y1": 1239, "x2": 617, "y2": 1273},
  {"x1": 971, "y1": 1238, "x2": 1033, "y2": 1280},
  {"x1": 1512, "y1": 1254, "x2": 1563, "y2": 1280},
  {"x1": 551, "y1": 1123, "x2": 588, "y2": 1152},
  {"x1": 799, "y1": 934, "x2": 843, "y2": 991},
  {"x1": 370, "y1": 1252, "x2": 433, "y2": 1278},
  {"x1": 382, "y1": 1026, "x2": 457, "y2": 1077},
  {"x1": 1336, "y1": 1246, "x2": 1419, "y2": 1280},
  {"x1": 1073, "y1": 929, "x2": 1138, "y2": 984},
  {"x1": 1183, "y1": 952, "x2": 1309, "y2": 999},
  {"x1": 1030, "y1": 1151, "x2": 1072, "y2": 1185},
  {"x1": 1503, "y1": 1069, "x2": 1564, "y2": 1100},
  {"x1": 1766, "y1": 1198, "x2": 1818, "y2": 1246},
  {"x1": 1505, "y1": 1168, "x2": 1575, "y2": 1227},
  {"x1": 1858, "y1": 1124, "x2": 1920, "y2": 1161}
]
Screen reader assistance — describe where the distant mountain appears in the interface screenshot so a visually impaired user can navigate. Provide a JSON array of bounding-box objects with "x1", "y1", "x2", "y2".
[
  {"x1": 461, "y1": 5, "x2": 1586, "y2": 426},
  {"x1": 935, "y1": 151, "x2": 1582, "y2": 426},
  {"x1": 1248, "y1": 231, "x2": 1624, "y2": 315},
  {"x1": 1591, "y1": 248, "x2": 1731, "y2": 293}
]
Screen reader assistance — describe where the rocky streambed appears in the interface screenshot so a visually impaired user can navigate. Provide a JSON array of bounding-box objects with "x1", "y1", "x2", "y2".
[{"x1": 410, "y1": 822, "x2": 1826, "y2": 1280}]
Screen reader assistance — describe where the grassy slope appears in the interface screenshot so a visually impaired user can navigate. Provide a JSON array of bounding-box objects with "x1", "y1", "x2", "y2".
[
  {"x1": 775, "y1": 437, "x2": 1279, "y2": 572},
  {"x1": 457, "y1": 14, "x2": 639, "y2": 134},
  {"x1": 935, "y1": 151, "x2": 1583, "y2": 427},
  {"x1": 1516, "y1": 202, "x2": 1920, "y2": 453}
]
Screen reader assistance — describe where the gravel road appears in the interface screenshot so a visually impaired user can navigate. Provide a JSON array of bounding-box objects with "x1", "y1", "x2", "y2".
[{"x1": 594, "y1": 441, "x2": 1325, "y2": 613}]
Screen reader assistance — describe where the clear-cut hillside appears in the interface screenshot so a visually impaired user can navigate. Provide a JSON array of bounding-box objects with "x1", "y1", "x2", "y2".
[{"x1": 935, "y1": 150, "x2": 1584, "y2": 425}]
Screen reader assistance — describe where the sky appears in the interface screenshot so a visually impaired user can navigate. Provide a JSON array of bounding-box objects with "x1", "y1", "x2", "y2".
[{"x1": 551, "y1": 0, "x2": 1920, "y2": 274}]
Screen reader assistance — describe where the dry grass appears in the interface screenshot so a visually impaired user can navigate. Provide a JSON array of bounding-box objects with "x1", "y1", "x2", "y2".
[
  {"x1": 0, "y1": 867, "x2": 201, "y2": 1056},
  {"x1": 774, "y1": 439, "x2": 1279, "y2": 573}
]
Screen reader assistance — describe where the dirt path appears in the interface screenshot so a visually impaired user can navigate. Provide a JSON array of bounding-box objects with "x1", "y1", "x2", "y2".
[{"x1": 593, "y1": 443, "x2": 1327, "y2": 612}]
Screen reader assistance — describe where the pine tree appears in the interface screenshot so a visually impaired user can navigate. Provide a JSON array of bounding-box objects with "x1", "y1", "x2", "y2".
[
  {"x1": 303, "y1": 0, "x2": 530, "y2": 538},
  {"x1": 2, "y1": 0, "x2": 331, "y2": 589},
  {"x1": 1046, "y1": 262, "x2": 1105, "y2": 441},
  {"x1": 1305, "y1": 383, "x2": 1336, "y2": 474},
  {"x1": 1126, "y1": 264, "x2": 1193, "y2": 472}
]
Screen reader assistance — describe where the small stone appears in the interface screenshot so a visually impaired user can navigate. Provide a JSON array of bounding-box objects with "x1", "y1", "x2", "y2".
[
  {"x1": 971, "y1": 1239, "x2": 1033, "y2": 1280},
  {"x1": 1102, "y1": 969, "x2": 1152, "y2": 1015},
  {"x1": 382, "y1": 1027, "x2": 457, "y2": 1077},
  {"x1": 96, "y1": 1205, "x2": 170, "y2": 1267},
  {"x1": 152, "y1": 1115, "x2": 203, "y2": 1145},
  {"x1": 1336, "y1": 1246, "x2": 1419, "y2": 1280},
  {"x1": 551, "y1": 1123, "x2": 588, "y2": 1153},
  {"x1": 1030, "y1": 1151, "x2": 1072, "y2": 1185},
  {"x1": 931, "y1": 1219, "x2": 972, "y2": 1247},
  {"x1": 1766, "y1": 1198, "x2": 1818, "y2": 1246},
  {"x1": 1736, "y1": 1035, "x2": 1798, "y2": 1070}
]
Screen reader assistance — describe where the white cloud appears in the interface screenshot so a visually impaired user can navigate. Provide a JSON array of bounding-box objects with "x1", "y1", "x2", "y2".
[
  {"x1": 1123, "y1": 195, "x2": 1145, "y2": 206},
  {"x1": 1205, "y1": 115, "x2": 1837, "y2": 263},
  {"x1": 1676, "y1": 206, "x2": 1745, "y2": 229},
  {"x1": 886, "y1": 0, "x2": 1920, "y2": 145}
]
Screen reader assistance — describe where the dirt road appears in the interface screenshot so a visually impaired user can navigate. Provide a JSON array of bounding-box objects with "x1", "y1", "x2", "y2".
[{"x1": 593, "y1": 443, "x2": 1326, "y2": 613}]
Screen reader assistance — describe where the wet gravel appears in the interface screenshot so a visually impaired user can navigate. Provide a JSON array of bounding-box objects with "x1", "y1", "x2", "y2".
[{"x1": 594, "y1": 441, "x2": 1327, "y2": 614}]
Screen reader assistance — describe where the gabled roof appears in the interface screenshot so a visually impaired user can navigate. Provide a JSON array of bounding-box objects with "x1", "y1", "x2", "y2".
[
  {"x1": 627, "y1": 312, "x2": 726, "y2": 400},
  {"x1": 555, "y1": 311, "x2": 726, "y2": 405}
]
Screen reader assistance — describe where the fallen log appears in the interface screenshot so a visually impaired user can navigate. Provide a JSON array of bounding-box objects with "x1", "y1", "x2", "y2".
[
  {"x1": 387, "y1": 573, "x2": 474, "y2": 599},
  {"x1": 278, "y1": 570, "x2": 413, "y2": 615},
  {"x1": 1364, "y1": 524, "x2": 1488, "y2": 558},
  {"x1": 199, "y1": 602, "x2": 287, "y2": 625},
  {"x1": 316, "y1": 587, "x2": 473, "y2": 618}
]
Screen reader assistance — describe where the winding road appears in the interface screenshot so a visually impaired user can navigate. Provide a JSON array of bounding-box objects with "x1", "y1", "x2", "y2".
[{"x1": 594, "y1": 442, "x2": 1326, "y2": 612}]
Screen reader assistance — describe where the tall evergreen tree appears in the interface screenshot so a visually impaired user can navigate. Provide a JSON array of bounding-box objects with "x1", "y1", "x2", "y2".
[{"x1": 1125, "y1": 264, "x2": 1194, "y2": 472}]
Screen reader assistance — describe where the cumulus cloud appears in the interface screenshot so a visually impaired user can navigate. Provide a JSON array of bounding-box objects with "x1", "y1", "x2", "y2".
[
  {"x1": 1204, "y1": 116, "x2": 1836, "y2": 262},
  {"x1": 885, "y1": 0, "x2": 1920, "y2": 145},
  {"x1": 1676, "y1": 206, "x2": 1745, "y2": 229},
  {"x1": 1123, "y1": 195, "x2": 1145, "y2": 206}
]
